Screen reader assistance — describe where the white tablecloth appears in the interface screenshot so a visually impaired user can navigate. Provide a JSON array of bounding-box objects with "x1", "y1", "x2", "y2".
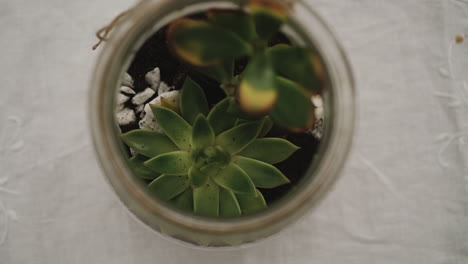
[{"x1": 0, "y1": 0, "x2": 467, "y2": 263}]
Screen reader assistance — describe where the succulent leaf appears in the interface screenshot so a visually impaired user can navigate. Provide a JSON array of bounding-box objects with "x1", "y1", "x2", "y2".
[
  {"x1": 170, "y1": 188, "x2": 193, "y2": 211},
  {"x1": 145, "y1": 151, "x2": 192, "y2": 175},
  {"x1": 238, "y1": 52, "x2": 278, "y2": 116},
  {"x1": 236, "y1": 189, "x2": 267, "y2": 215},
  {"x1": 239, "y1": 138, "x2": 299, "y2": 164},
  {"x1": 248, "y1": 0, "x2": 288, "y2": 41},
  {"x1": 121, "y1": 130, "x2": 179, "y2": 158},
  {"x1": 234, "y1": 156, "x2": 290, "y2": 188},
  {"x1": 258, "y1": 116, "x2": 274, "y2": 137},
  {"x1": 215, "y1": 120, "x2": 263, "y2": 155},
  {"x1": 207, "y1": 97, "x2": 238, "y2": 135},
  {"x1": 194, "y1": 178, "x2": 220, "y2": 217},
  {"x1": 128, "y1": 155, "x2": 161, "y2": 180},
  {"x1": 270, "y1": 77, "x2": 315, "y2": 131},
  {"x1": 219, "y1": 188, "x2": 242, "y2": 217},
  {"x1": 151, "y1": 105, "x2": 192, "y2": 151},
  {"x1": 212, "y1": 163, "x2": 256, "y2": 195},
  {"x1": 268, "y1": 44, "x2": 324, "y2": 92},
  {"x1": 167, "y1": 18, "x2": 253, "y2": 66},
  {"x1": 192, "y1": 115, "x2": 215, "y2": 149},
  {"x1": 180, "y1": 77, "x2": 209, "y2": 125},
  {"x1": 148, "y1": 175, "x2": 190, "y2": 201},
  {"x1": 161, "y1": 97, "x2": 180, "y2": 114},
  {"x1": 189, "y1": 167, "x2": 209, "y2": 188},
  {"x1": 207, "y1": 9, "x2": 256, "y2": 42}
]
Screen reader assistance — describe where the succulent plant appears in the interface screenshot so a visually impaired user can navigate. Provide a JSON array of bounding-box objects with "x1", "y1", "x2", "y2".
[
  {"x1": 121, "y1": 78, "x2": 299, "y2": 217},
  {"x1": 167, "y1": 0, "x2": 325, "y2": 131}
]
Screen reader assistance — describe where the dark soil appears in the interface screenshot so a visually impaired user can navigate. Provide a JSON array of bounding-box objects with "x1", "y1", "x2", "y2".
[{"x1": 125, "y1": 17, "x2": 320, "y2": 205}]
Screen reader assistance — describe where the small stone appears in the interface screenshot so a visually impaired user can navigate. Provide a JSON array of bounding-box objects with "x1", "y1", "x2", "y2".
[
  {"x1": 139, "y1": 109, "x2": 164, "y2": 132},
  {"x1": 145, "y1": 67, "x2": 161, "y2": 90},
  {"x1": 311, "y1": 95, "x2": 323, "y2": 108},
  {"x1": 120, "y1": 86, "x2": 136, "y2": 95},
  {"x1": 122, "y1": 72, "x2": 134, "y2": 88},
  {"x1": 116, "y1": 93, "x2": 130, "y2": 111},
  {"x1": 135, "y1": 104, "x2": 145, "y2": 115},
  {"x1": 139, "y1": 90, "x2": 181, "y2": 132},
  {"x1": 117, "y1": 93, "x2": 130, "y2": 105},
  {"x1": 311, "y1": 118, "x2": 324, "y2": 140},
  {"x1": 158, "y1": 81, "x2": 173, "y2": 95},
  {"x1": 311, "y1": 94, "x2": 324, "y2": 120},
  {"x1": 132, "y1": 88, "x2": 156, "y2": 105},
  {"x1": 130, "y1": 148, "x2": 138, "y2": 157},
  {"x1": 315, "y1": 107, "x2": 324, "y2": 120},
  {"x1": 116, "y1": 108, "x2": 136, "y2": 126}
]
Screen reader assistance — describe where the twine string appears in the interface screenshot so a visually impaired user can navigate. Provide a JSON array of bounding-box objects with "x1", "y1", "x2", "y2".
[{"x1": 92, "y1": 9, "x2": 133, "y2": 51}]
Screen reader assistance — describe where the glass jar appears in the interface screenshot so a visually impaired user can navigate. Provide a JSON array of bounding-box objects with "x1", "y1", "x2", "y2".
[{"x1": 89, "y1": 0, "x2": 355, "y2": 247}]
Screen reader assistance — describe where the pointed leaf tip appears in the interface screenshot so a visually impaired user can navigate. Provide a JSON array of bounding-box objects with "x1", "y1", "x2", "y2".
[
  {"x1": 212, "y1": 163, "x2": 257, "y2": 195},
  {"x1": 145, "y1": 151, "x2": 192, "y2": 175},
  {"x1": 216, "y1": 120, "x2": 263, "y2": 155},
  {"x1": 239, "y1": 138, "x2": 299, "y2": 164},
  {"x1": 148, "y1": 175, "x2": 190, "y2": 201},
  {"x1": 192, "y1": 115, "x2": 215, "y2": 149},
  {"x1": 180, "y1": 77, "x2": 209, "y2": 125},
  {"x1": 234, "y1": 156, "x2": 290, "y2": 188},
  {"x1": 207, "y1": 97, "x2": 238, "y2": 135},
  {"x1": 128, "y1": 155, "x2": 161, "y2": 180},
  {"x1": 151, "y1": 105, "x2": 192, "y2": 151},
  {"x1": 121, "y1": 130, "x2": 179, "y2": 158}
]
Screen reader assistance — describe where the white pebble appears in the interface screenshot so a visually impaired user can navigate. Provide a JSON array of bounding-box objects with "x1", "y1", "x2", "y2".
[
  {"x1": 145, "y1": 67, "x2": 161, "y2": 91},
  {"x1": 315, "y1": 107, "x2": 324, "y2": 120},
  {"x1": 116, "y1": 108, "x2": 136, "y2": 126},
  {"x1": 311, "y1": 95, "x2": 323, "y2": 108},
  {"x1": 132, "y1": 88, "x2": 155, "y2": 105},
  {"x1": 158, "y1": 81, "x2": 173, "y2": 95},
  {"x1": 116, "y1": 93, "x2": 130, "y2": 111},
  {"x1": 120, "y1": 86, "x2": 136, "y2": 95},
  {"x1": 117, "y1": 93, "x2": 130, "y2": 105},
  {"x1": 135, "y1": 104, "x2": 145, "y2": 115},
  {"x1": 122, "y1": 73, "x2": 134, "y2": 88},
  {"x1": 139, "y1": 90, "x2": 180, "y2": 132},
  {"x1": 311, "y1": 118, "x2": 324, "y2": 140},
  {"x1": 130, "y1": 148, "x2": 138, "y2": 157}
]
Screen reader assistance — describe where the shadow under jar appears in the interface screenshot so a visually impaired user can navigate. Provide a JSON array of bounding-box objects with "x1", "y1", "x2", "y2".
[{"x1": 90, "y1": 0, "x2": 355, "y2": 247}]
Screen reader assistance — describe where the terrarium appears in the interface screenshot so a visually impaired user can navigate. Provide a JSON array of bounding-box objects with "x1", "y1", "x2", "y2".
[{"x1": 90, "y1": 0, "x2": 355, "y2": 247}]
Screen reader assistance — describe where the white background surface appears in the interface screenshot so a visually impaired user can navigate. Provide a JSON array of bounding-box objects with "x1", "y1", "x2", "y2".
[{"x1": 0, "y1": 0, "x2": 467, "y2": 263}]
